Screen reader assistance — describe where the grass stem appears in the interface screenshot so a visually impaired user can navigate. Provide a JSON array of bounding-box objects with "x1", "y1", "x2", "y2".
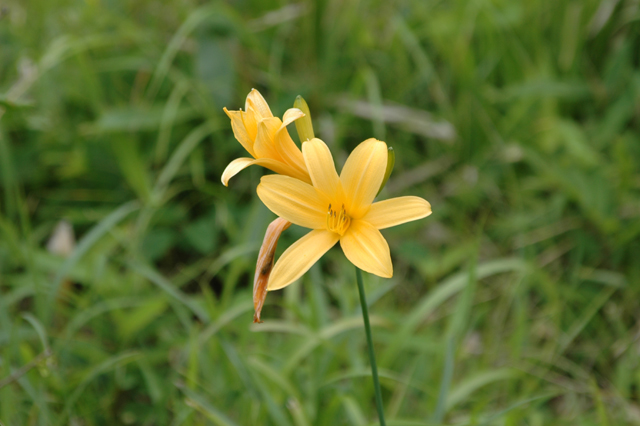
[{"x1": 355, "y1": 267, "x2": 386, "y2": 426}]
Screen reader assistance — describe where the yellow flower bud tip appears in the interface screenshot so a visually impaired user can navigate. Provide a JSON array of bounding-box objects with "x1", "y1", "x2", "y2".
[
  {"x1": 293, "y1": 95, "x2": 315, "y2": 142},
  {"x1": 293, "y1": 95, "x2": 308, "y2": 111},
  {"x1": 376, "y1": 146, "x2": 395, "y2": 196}
]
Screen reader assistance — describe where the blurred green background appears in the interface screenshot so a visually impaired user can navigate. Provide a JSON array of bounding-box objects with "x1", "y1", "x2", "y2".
[{"x1": 1, "y1": 0, "x2": 639, "y2": 424}]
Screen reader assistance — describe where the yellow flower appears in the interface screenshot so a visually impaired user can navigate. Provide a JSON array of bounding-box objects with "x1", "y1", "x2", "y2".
[
  {"x1": 257, "y1": 138, "x2": 432, "y2": 290},
  {"x1": 222, "y1": 89, "x2": 311, "y2": 186}
]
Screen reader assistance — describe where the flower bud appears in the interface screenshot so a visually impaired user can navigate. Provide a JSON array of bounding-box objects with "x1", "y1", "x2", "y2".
[
  {"x1": 376, "y1": 147, "x2": 395, "y2": 196},
  {"x1": 293, "y1": 95, "x2": 315, "y2": 142}
]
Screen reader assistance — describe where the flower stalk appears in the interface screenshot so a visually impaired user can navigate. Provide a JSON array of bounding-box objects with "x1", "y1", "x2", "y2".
[{"x1": 355, "y1": 267, "x2": 386, "y2": 426}]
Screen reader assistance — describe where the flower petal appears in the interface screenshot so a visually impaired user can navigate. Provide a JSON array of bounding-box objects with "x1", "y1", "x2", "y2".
[
  {"x1": 268, "y1": 229, "x2": 339, "y2": 290},
  {"x1": 221, "y1": 157, "x2": 255, "y2": 186},
  {"x1": 253, "y1": 117, "x2": 284, "y2": 160},
  {"x1": 224, "y1": 108, "x2": 256, "y2": 158},
  {"x1": 257, "y1": 175, "x2": 327, "y2": 229},
  {"x1": 282, "y1": 107, "x2": 305, "y2": 127},
  {"x1": 363, "y1": 196, "x2": 432, "y2": 229},
  {"x1": 222, "y1": 158, "x2": 309, "y2": 186},
  {"x1": 302, "y1": 139, "x2": 343, "y2": 200},
  {"x1": 275, "y1": 108, "x2": 307, "y2": 173},
  {"x1": 254, "y1": 217, "x2": 292, "y2": 322},
  {"x1": 276, "y1": 132, "x2": 307, "y2": 175},
  {"x1": 241, "y1": 107, "x2": 259, "y2": 141},
  {"x1": 255, "y1": 159, "x2": 311, "y2": 182},
  {"x1": 340, "y1": 138, "x2": 388, "y2": 219},
  {"x1": 340, "y1": 220, "x2": 392, "y2": 278},
  {"x1": 245, "y1": 89, "x2": 273, "y2": 120}
]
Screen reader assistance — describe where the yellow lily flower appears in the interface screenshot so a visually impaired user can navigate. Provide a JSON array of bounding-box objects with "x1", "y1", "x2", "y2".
[
  {"x1": 257, "y1": 138, "x2": 432, "y2": 290},
  {"x1": 222, "y1": 89, "x2": 311, "y2": 186}
]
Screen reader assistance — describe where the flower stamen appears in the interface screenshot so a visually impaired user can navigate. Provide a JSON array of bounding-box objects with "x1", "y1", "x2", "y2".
[{"x1": 326, "y1": 203, "x2": 351, "y2": 236}]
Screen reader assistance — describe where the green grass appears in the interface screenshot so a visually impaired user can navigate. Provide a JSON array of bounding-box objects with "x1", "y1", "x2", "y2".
[{"x1": 1, "y1": 0, "x2": 640, "y2": 424}]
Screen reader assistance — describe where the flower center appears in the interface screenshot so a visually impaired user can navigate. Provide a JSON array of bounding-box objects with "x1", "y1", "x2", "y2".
[{"x1": 326, "y1": 203, "x2": 351, "y2": 236}]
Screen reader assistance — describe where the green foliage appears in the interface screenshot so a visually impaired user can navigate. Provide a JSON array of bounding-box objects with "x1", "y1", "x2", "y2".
[{"x1": 1, "y1": 0, "x2": 640, "y2": 424}]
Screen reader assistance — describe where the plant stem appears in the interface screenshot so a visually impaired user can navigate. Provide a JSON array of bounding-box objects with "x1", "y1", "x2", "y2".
[{"x1": 355, "y1": 267, "x2": 386, "y2": 426}]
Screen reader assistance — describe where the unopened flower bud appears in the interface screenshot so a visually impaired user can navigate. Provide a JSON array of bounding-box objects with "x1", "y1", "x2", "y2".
[
  {"x1": 293, "y1": 95, "x2": 315, "y2": 142},
  {"x1": 376, "y1": 147, "x2": 395, "y2": 196}
]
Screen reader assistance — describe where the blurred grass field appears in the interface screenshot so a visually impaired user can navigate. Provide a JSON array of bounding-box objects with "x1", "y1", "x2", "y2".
[{"x1": 1, "y1": 0, "x2": 640, "y2": 424}]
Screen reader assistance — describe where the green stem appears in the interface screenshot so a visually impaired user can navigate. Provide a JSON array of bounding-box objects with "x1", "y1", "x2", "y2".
[{"x1": 355, "y1": 267, "x2": 386, "y2": 426}]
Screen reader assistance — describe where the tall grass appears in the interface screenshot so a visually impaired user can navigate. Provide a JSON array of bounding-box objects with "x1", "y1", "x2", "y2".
[{"x1": 1, "y1": 0, "x2": 639, "y2": 424}]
